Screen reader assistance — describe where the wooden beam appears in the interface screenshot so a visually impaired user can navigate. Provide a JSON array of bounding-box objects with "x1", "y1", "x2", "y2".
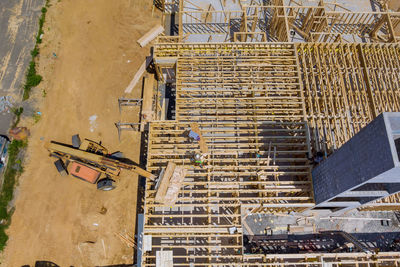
[
  {"x1": 141, "y1": 74, "x2": 155, "y2": 123},
  {"x1": 155, "y1": 161, "x2": 176, "y2": 203},
  {"x1": 189, "y1": 122, "x2": 208, "y2": 154},
  {"x1": 125, "y1": 60, "x2": 147, "y2": 94},
  {"x1": 137, "y1": 25, "x2": 164, "y2": 47}
]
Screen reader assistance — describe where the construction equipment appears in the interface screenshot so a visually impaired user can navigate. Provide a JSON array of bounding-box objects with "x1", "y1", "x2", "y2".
[{"x1": 45, "y1": 134, "x2": 156, "y2": 191}]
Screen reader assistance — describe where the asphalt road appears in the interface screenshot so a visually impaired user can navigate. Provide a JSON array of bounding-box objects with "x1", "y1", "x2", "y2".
[{"x1": 0, "y1": 0, "x2": 44, "y2": 135}]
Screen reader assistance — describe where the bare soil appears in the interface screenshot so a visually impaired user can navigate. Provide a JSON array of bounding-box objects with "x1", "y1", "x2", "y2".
[
  {"x1": 1, "y1": 0, "x2": 159, "y2": 266},
  {"x1": 389, "y1": 0, "x2": 400, "y2": 11},
  {"x1": 388, "y1": 0, "x2": 400, "y2": 35}
]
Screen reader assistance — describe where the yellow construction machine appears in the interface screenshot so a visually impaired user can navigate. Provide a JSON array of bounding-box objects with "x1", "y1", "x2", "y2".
[{"x1": 45, "y1": 135, "x2": 156, "y2": 191}]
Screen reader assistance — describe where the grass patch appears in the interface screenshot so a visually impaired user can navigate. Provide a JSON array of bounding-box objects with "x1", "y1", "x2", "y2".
[
  {"x1": 35, "y1": 7, "x2": 47, "y2": 45},
  {"x1": 23, "y1": 0, "x2": 50, "y2": 101},
  {"x1": 30, "y1": 47, "x2": 39, "y2": 58},
  {"x1": 11, "y1": 107, "x2": 24, "y2": 128},
  {"x1": 22, "y1": 62, "x2": 42, "y2": 101},
  {"x1": 0, "y1": 140, "x2": 27, "y2": 251},
  {"x1": 33, "y1": 113, "x2": 41, "y2": 124}
]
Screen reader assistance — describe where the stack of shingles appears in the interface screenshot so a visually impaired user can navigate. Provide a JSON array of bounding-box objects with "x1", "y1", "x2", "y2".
[{"x1": 155, "y1": 162, "x2": 186, "y2": 205}]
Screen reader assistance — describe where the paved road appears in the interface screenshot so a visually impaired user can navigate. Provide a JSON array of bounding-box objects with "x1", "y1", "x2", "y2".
[{"x1": 0, "y1": 0, "x2": 44, "y2": 135}]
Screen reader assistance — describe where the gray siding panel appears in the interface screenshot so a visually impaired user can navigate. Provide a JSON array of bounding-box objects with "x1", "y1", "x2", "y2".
[{"x1": 312, "y1": 114, "x2": 394, "y2": 204}]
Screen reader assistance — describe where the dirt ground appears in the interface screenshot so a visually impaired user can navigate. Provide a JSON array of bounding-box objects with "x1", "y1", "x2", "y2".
[
  {"x1": 1, "y1": 0, "x2": 160, "y2": 266},
  {"x1": 388, "y1": 0, "x2": 400, "y2": 35},
  {"x1": 388, "y1": 0, "x2": 400, "y2": 11}
]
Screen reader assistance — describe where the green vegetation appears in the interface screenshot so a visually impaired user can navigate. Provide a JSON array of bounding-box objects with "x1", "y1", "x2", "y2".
[
  {"x1": 23, "y1": 0, "x2": 50, "y2": 100},
  {"x1": 11, "y1": 107, "x2": 24, "y2": 128},
  {"x1": 30, "y1": 47, "x2": 39, "y2": 58},
  {"x1": 22, "y1": 61, "x2": 42, "y2": 100},
  {"x1": 0, "y1": 0, "x2": 50, "y2": 251},
  {"x1": 33, "y1": 113, "x2": 41, "y2": 124},
  {"x1": 0, "y1": 107, "x2": 26, "y2": 250},
  {"x1": 0, "y1": 140, "x2": 27, "y2": 250},
  {"x1": 36, "y1": 7, "x2": 47, "y2": 45}
]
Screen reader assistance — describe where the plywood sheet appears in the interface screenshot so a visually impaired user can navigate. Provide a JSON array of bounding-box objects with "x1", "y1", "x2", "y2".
[
  {"x1": 143, "y1": 235, "x2": 152, "y2": 252},
  {"x1": 156, "y1": 250, "x2": 173, "y2": 267},
  {"x1": 163, "y1": 166, "x2": 187, "y2": 205}
]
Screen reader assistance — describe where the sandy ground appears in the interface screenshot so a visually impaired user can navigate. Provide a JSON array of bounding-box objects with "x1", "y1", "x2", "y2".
[
  {"x1": 388, "y1": 0, "x2": 400, "y2": 35},
  {"x1": 388, "y1": 0, "x2": 400, "y2": 11},
  {"x1": 1, "y1": 0, "x2": 160, "y2": 266}
]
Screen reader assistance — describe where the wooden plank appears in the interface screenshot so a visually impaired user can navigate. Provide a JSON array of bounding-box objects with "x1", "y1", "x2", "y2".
[
  {"x1": 142, "y1": 74, "x2": 155, "y2": 122},
  {"x1": 124, "y1": 60, "x2": 146, "y2": 94},
  {"x1": 137, "y1": 25, "x2": 164, "y2": 47},
  {"x1": 155, "y1": 162, "x2": 176, "y2": 203},
  {"x1": 190, "y1": 122, "x2": 209, "y2": 154},
  {"x1": 204, "y1": 4, "x2": 214, "y2": 23},
  {"x1": 356, "y1": 44, "x2": 377, "y2": 118},
  {"x1": 163, "y1": 166, "x2": 186, "y2": 205}
]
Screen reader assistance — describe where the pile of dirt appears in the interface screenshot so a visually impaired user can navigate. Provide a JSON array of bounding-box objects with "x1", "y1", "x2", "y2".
[{"x1": 1, "y1": 0, "x2": 160, "y2": 266}]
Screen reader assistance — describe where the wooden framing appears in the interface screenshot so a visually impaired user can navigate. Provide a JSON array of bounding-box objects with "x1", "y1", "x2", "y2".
[
  {"x1": 139, "y1": 1, "x2": 400, "y2": 265},
  {"x1": 360, "y1": 192, "x2": 400, "y2": 211},
  {"x1": 298, "y1": 42, "x2": 400, "y2": 154},
  {"x1": 143, "y1": 120, "x2": 313, "y2": 266},
  {"x1": 144, "y1": 42, "x2": 314, "y2": 266},
  {"x1": 158, "y1": 0, "x2": 179, "y2": 14},
  {"x1": 175, "y1": 2, "x2": 400, "y2": 43},
  {"x1": 298, "y1": 43, "x2": 373, "y2": 153},
  {"x1": 172, "y1": 43, "x2": 304, "y2": 122}
]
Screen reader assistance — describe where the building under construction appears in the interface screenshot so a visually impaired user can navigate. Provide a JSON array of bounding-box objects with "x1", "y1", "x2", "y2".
[{"x1": 125, "y1": 0, "x2": 400, "y2": 266}]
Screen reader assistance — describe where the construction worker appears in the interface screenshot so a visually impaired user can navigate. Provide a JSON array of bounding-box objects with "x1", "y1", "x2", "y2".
[
  {"x1": 192, "y1": 152, "x2": 204, "y2": 168},
  {"x1": 188, "y1": 129, "x2": 200, "y2": 142}
]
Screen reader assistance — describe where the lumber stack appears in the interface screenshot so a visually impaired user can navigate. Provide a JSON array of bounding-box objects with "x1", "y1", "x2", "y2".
[
  {"x1": 155, "y1": 162, "x2": 186, "y2": 205},
  {"x1": 190, "y1": 122, "x2": 208, "y2": 154}
]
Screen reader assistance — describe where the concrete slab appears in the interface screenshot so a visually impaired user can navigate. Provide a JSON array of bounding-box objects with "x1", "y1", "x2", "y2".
[{"x1": 244, "y1": 210, "x2": 400, "y2": 237}]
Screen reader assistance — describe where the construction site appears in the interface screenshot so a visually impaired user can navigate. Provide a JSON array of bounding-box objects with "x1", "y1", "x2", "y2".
[
  {"x1": 3, "y1": 0, "x2": 400, "y2": 266},
  {"x1": 135, "y1": 0, "x2": 400, "y2": 266}
]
